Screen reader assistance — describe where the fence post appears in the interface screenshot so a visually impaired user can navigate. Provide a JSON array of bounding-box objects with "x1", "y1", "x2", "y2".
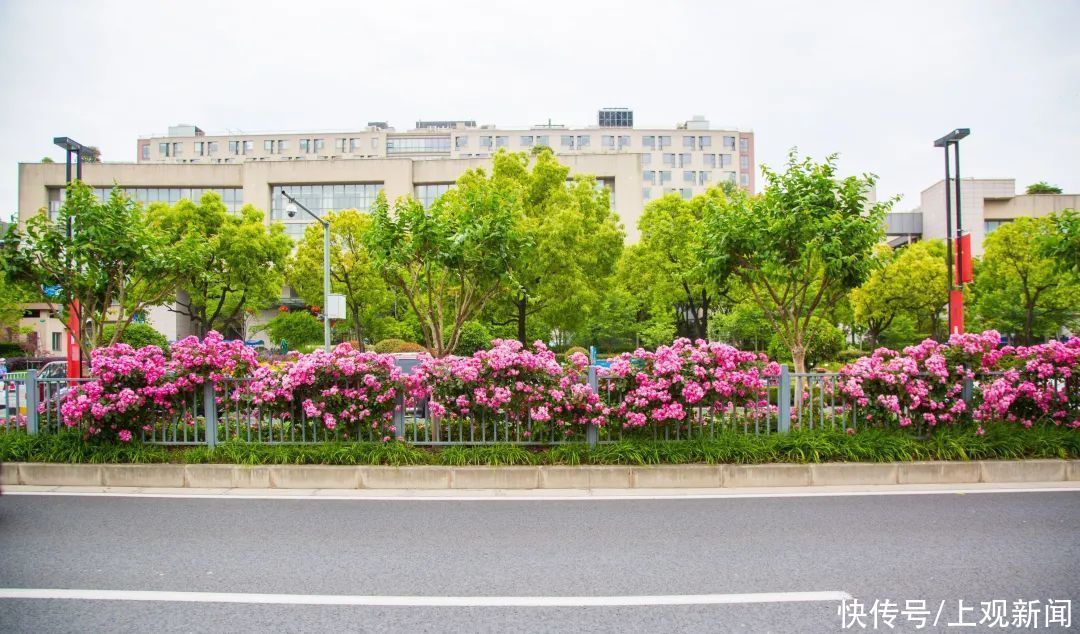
[
  {"x1": 586, "y1": 365, "x2": 599, "y2": 448},
  {"x1": 203, "y1": 380, "x2": 218, "y2": 449},
  {"x1": 393, "y1": 392, "x2": 405, "y2": 441},
  {"x1": 962, "y1": 373, "x2": 973, "y2": 403},
  {"x1": 25, "y1": 369, "x2": 39, "y2": 435},
  {"x1": 777, "y1": 365, "x2": 791, "y2": 434}
]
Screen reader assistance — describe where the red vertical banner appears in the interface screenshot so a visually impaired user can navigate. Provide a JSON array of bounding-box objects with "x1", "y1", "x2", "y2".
[
  {"x1": 955, "y1": 233, "x2": 973, "y2": 284},
  {"x1": 949, "y1": 289, "x2": 965, "y2": 334},
  {"x1": 66, "y1": 300, "x2": 81, "y2": 379}
]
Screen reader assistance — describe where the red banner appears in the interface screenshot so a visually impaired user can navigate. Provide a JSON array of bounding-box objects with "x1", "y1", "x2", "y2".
[
  {"x1": 955, "y1": 233, "x2": 973, "y2": 284},
  {"x1": 949, "y1": 289, "x2": 965, "y2": 334}
]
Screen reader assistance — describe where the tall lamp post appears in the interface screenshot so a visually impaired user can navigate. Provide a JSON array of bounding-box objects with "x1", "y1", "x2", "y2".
[
  {"x1": 52, "y1": 136, "x2": 93, "y2": 378},
  {"x1": 280, "y1": 190, "x2": 331, "y2": 352},
  {"x1": 933, "y1": 128, "x2": 970, "y2": 335}
]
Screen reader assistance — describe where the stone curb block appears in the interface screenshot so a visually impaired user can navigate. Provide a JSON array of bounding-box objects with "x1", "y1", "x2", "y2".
[
  {"x1": 18, "y1": 463, "x2": 103, "y2": 486},
  {"x1": 4, "y1": 460, "x2": 1078, "y2": 489},
  {"x1": 724, "y1": 464, "x2": 811, "y2": 487},
  {"x1": 898, "y1": 462, "x2": 981, "y2": 484},
  {"x1": 631, "y1": 465, "x2": 722, "y2": 488},
  {"x1": 102, "y1": 464, "x2": 186, "y2": 488},
  {"x1": 450, "y1": 466, "x2": 539, "y2": 489},
  {"x1": 360, "y1": 466, "x2": 452, "y2": 489},
  {"x1": 269, "y1": 465, "x2": 360, "y2": 489},
  {"x1": 811, "y1": 463, "x2": 898, "y2": 486},
  {"x1": 978, "y1": 460, "x2": 1066, "y2": 483}
]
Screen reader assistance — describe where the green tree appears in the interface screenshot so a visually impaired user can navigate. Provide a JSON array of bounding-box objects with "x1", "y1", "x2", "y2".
[
  {"x1": 102, "y1": 322, "x2": 168, "y2": 350},
  {"x1": 767, "y1": 316, "x2": 844, "y2": 369},
  {"x1": 709, "y1": 299, "x2": 773, "y2": 351},
  {"x1": 0, "y1": 276, "x2": 33, "y2": 331},
  {"x1": 1025, "y1": 181, "x2": 1063, "y2": 195},
  {"x1": 973, "y1": 216, "x2": 1079, "y2": 343},
  {"x1": 628, "y1": 189, "x2": 728, "y2": 341},
  {"x1": 149, "y1": 192, "x2": 291, "y2": 338},
  {"x1": 481, "y1": 148, "x2": 624, "y2": 344},
  {"x1": 262, "y1": 310, "x2": 323, "y2": 348},
  {"x1": 1041, "y1": 209, "x2": 1079, "y2": 275},
  {"x1": 365, "y1": 178, "x2": 525, "y2": 356},
  {"x1": 0, "y1": 181, "x2": 181, "y2": 358},
  {"x1": 851, "y1": 240, "x2": 948, "y2": 346},
  {"x1": 287, "y1": 209, "x2": 392, "y2": 350},
  {"x1": 40, "y1": 157, "x2": 54, "y2": 164},
  {"x1": 700, "y1": 151, "x2": 891, "y2": 374}
]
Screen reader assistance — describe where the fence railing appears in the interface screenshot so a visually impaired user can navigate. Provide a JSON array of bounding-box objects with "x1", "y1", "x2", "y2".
[{"x1": 4, "y1": 362, "x2": 1017, "y2": 447}]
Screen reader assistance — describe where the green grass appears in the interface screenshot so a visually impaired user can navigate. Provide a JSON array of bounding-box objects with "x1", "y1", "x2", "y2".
[{"x1": 1, "y1": 425, "x2": 1077, "y2": 467}]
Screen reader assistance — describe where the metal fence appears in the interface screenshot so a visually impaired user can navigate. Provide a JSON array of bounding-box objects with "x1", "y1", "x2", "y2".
[{"x1": 5, "y1": 362, "x2": 1026, "y2": 447}]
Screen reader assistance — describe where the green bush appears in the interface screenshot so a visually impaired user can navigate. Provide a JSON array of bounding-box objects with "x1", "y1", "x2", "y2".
[
  {"x1": 454, "y1": 321, "x2": 491, "y2": 356},
  {"x1": 768, "y1": 317, "x2": 845, "y2": 368},
  {"x1": 372, "y1": 338, "x2": 427, "y2": 354},
  {"x1": 566, "y1": 346, "x2": 589, "y2": 358},
  {"x1": 836, "y1": 348, "x2": 866, "y2": 363},
  {"x1": 101, "y1": 323, "x2": 169, "y2": 350},
  {"x1": 263, "y1": 311, "x2": 323, "y2": 349},
  {"x1": 0, "y1": 342, "x2": 27, "y2": 358}
]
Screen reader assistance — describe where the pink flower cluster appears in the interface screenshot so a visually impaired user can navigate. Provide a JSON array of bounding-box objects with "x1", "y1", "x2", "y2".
[
  {"x1": 603, "y1": 339, "x2": 780, "y2": 430},
  {"x1": 59, "y1": 332, "x2": 257, "y2": 442},
  {"x1": 974, "y1": 338, "x2": 1079, "y2": 428},
  {"x1": 408, "y1": 340, "x2": 606, "y2": 436},
  {"x1": 248, "y1": 342, "x2": 403, "y2": 439}
]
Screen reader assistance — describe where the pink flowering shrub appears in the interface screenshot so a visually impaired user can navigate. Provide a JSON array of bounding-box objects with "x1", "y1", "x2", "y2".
[
  {"x1": 602, "y1": 339, "x2": 780, "y2": 431},
  {"x1": 59, "y1": 332, "x2": 257, "y2": 442},
  {"x1": 974, "y1": 338, "x2": 1079, "y2": 428},
  {"x1": 408, "y1": 340, "x2": 604, "y2": 438},
  {"x1": 247, "y1": 342, "x2": 403, "y2": 440}
]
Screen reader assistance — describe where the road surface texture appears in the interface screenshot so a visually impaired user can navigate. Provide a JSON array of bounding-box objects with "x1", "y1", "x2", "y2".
[{"x1": 1, "y1": 489, "x2": 1077, "y2": 632}]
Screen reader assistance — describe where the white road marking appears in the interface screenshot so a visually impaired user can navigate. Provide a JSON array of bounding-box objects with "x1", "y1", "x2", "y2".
[
  {"x1": 0, "y1": 588, "x2": 851, "y2": 607},
  {"x1": 3, "y1": 484, "x2": 1079, "y2": 501}
]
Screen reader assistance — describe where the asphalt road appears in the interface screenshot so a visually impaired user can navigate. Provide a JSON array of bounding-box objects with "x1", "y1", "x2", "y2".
[{"x1": 1, "y1": 490, "x2": 1078, "y2": 632}]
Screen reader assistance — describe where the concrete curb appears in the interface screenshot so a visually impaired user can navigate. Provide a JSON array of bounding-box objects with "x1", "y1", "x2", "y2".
[{"x1": 6, "y1": 460, "x2": 1080, "y2": 490}]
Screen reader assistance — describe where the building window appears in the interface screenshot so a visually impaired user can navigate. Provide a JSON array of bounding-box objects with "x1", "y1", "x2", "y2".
[
  {"x1": 51, "y1": 332, "x2": 61, "y2": 352},
  {"x1": 386, "y1": 136, "x2": 451, "y2": 154},
  {"x1": 278, "y1": 139, "x2": 288, "y2": 152},
  {"x1": 229, "y1": 140, "x2": 241, "y2": 154},
  {"x1": 618, "y1": 135, "x2": 631, "y2": 149},
  {"x1": 271, "y1": 184, "x2": 383, "y2": 227},
  {"x1": 680, "y1": 188, "x2": 693, "y2": 200},
  {"x1": 347, "y1": 138, "x2": 360, "y2": 152},
  {"x1": 242, "y1": 140, "x2": 253, "y2": 154},
  {"x1": 478, "y1": 136, "x2": 492, "y2": 149},
  {"x1": 560, "y1": 135, "x2": 574, "y2": 148},
  {"x1": 723, "y1": 136, "x2": 736, "y2": 150},
  {"x1": 641, "y1": 153, "x2": 651, "y2": 165},
  {"x1": 683, "y1": 170, "x2": 695, "y2": 183},
  {"x1": 699, "y1": 136, "x2": 712, "y2": 149},
  {"x1": 495, "y1": 136, "x2": 508, "y2": 148},
  {"x1": 520, "y1": 136, "x2": 533, "y2": 146},
  {"x1": 577, "y1": 135, "x2": 591, "y2": 148},
  {"x1": 702, "y1": 154, "x2": 716, "y2": 168},
  {"x1": 266, "y1": 140, "x2": 276, "y2": 153},
  {"x1": 335, "y1": 138, "x2": 346, "y2": 153},
  {"x1": 663, "y1": 153, "x2": 675, "y2": 166},
  {"x1": 602, "y1": 135, "x2": 615, "y2": 148},
  {"x1": 740, "y1": 137, "x2": 749, "y2": 152},
  {"x1": 208, "y1": 141, "x2": 218, "y2": 155},
  {"x1": 643, "y1": 170, "x2": 656, "y2": 184},
  {"x1": 55, "y1": 186, "x2": 245, "y2": 213},
  {"x1": 740, "y1": 155, "x2": 749, "y2": 169},
  {"x1": 699, "y1": 171, "x2": 711, "y2": 185},
  {"x1": 313, "y1": 139, "x2": 324, "y2": 153},
  {"x1": 455, "y1": 136, "x2": 468, "y2": 149},
  {"x1": 159, "y1": 142, "x2": 170, "y2": 156},
  {"x1": 679, "y1": 153, "x2": 691, "y2": 167},
  {"x1": 643, "y1": 187, "x2": 653, "y2": 200},
  {"x1": 141, "y1": 145, "x2": 150, "y2": 160},
  {"x1": 683, "y1": 136, "x2": 696, "y2": 149},
  {"x1": 194, "y1": 142, "x2": 205, "y2": 156},
  {"x1": 172, "y1": 142, "x2": 182, "y2": 156},
  {"x1": 720, "y1": 154, "x2": 733, "y2": 168},
  {"x1": 642, "y1": 136, "x2": 655, "y2": 149},
  {"x1": 984, "y1": 219, "x2": 1012, "y2": 235},
  {"x1": 299, "y1": 139, "x2": 310, "y2": 153},
  {"x1": 660, "y1": 171, "x2": 671, "y2": 184},
  {"x1": 536, "y1": 135, "x2": 549, "y2": 147},
  {"x1": 658, "y1": 135, "x2": 672, "y2": 149},
  {"x1": 415, "y1": 183, "x2": 454, "y2": 208},
  {"x1": 740, "y1": 173, "x2": 749, "y2": 186}
]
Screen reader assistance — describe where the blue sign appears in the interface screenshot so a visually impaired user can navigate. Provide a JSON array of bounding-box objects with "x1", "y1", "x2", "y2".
[{"x1": 43, "y1": 285, "x2": 62, "y2": 298}]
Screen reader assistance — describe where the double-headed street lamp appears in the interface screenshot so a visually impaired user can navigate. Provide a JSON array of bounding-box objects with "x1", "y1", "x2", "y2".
[
  {"x1": 280, "y1": 190, "x2": 331, "y2": 352},
  {"x1": 53, "y1": 136, "x2": 95, "y2": 378},
  {"x1": 933, "y1": 128, "x2": 971, "y2": 335}
]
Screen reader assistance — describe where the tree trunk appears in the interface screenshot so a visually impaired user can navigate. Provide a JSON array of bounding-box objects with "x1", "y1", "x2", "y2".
[
  {"x1": 351, "y1": 308, "x2": 366, "y2": 352},
  {"x1": 1023, "y1": 303, "x2": 1035, "y2": 345},
  {"x1": 516, "y1": 293, "x2": 528, "y2": 345}
]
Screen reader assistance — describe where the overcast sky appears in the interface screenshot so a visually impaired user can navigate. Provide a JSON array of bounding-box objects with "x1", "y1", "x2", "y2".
[{"x1": 1, "y1": 0, "x2": 1077, "y2": 219}]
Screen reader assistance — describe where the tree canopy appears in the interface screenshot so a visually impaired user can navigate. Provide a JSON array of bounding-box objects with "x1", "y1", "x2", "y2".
[
  {"x1": 149, "y1": 192, "x2": 291, "y2": 338},
  {"x1": 1025, "y1": 181, "x2": 1063, "y2": 195},
  {"x1": 851, "y1": 240, "x2": 948, "y2": 346},
  {"x1": 700, "y1": 151, "x2": 891, "y2": 373}
]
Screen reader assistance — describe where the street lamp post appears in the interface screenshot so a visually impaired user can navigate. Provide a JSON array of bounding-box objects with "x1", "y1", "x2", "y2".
[
  {"x1": 280, "y1": 190, "x2": 331, "y2": 352},
  {"x1": 52, "y1": 136, "x2": 94, "y2": 378},
  {"x1": 933, "y1": 128, "x2": 970, "y2": 335}
]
